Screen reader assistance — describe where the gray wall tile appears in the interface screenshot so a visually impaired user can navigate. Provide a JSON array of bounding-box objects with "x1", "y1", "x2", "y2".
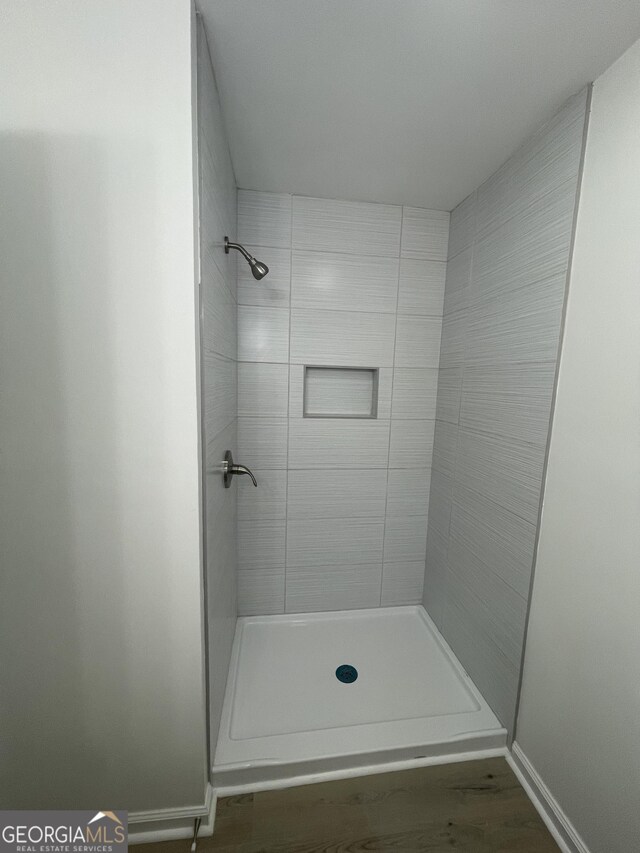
[
  {"x1": 383, "y1": 515, "x2": 428, "y2": 563},
  {"x1": 288, "y1": 418, "x2": 390, "y2": 469},
  {"x1": 450, "y1": 483, "x2": 536, "y2": 599},
  {"x1": 382, "y1": 562, "x2": 425, "y2": 605},
  {"x1": 291, "y1": 308, "x2": 396, "y2": 366},
  {"x1": 238, "y1": 190, "x2": 292, "y2": 249},
  {"x1": 426, "y1": 470, "x2": 453, "y2": 541},
  {"x1": 238, "y1": 246, "x2": 291, "y2": 308},
  {"x1": 286, "y1": 564, "x2": 383, "y2": 613},
  {"x1": 238, "y1": 567, "x2": 285, "y2": 616},
  {"x1": 386, "y1": 468, "x2": 431, "y2": 517},
  {"x1": 238, "y1": 192, "x2": 446, "y2": 615},
  {"x1": 376, "y1": 368, "x2": 394, "y2": 419},
  {"x1": 287, "y1": 517, "x2": 385, "y2": 568},
  {"x1": 391, "y1": 368, "x2": 438, "y2": 419},
  {"x1": 238, "y1": 518, "x2": 286, "y2": 571},
  {"x1": 197, "y1": 20, "x2": 239, "y2": 760},
  {"x1": 238, "y1": 306, "x2": 290, "y2": 363},
  {"x1": 459, "y1": 362, "x2": 556, "y2": 446},
  {"x1": 292, "y1": 250, "x2": 399, "y2": 313},
  {"x1": 443, "y1": 247, "x2": 472, "y2": 315},
  {"x1": 389, "y1": 419, "x2": 436, "y2": 468},
  {"x1": 431, "y1": 420, "x2": 458, "y2": 478},
  {"x1": 423, "y1": 532, "x2": 447, "y2": 629},
  {"x1": 287, "y1": 364, "x2": 305, "y2": 418},
  {"x1": 455, "y1": 427, "x2": 545, "y2": 525},
  {"x1": 424, "y1": 90, "x2": 588, "y2": 734},
  {"x1": 202, "y1": 251, "x2": 237, "y2": 360},
  {"x1": 476, "y1": 89, "x2": 588, "y2": 243},
  {"x1": 238, "y1": 469, "x2": 287, "y2": 522},
  {"x1": 401, "y1": 207, "x2": 450, "y2": 260},
  {"x1": 424, "y1": 471, "x2": 453, "y2": 632},
  {"x1": 439, "y1": 309, "x2": 468, "y2": 370},
  {"x1": 447, "y1": 532, "x2": 528, "y2": 667},
  {"x1": 287, "y1": 469, "x2": 388, "y2": 519},
  {"x1": 394, "y1": 316, "x2": 442, "y2": 368},
  {"x1": 465, "y1": 276, "x2": 566, "y2": 366},
  {"x1": 397, "y1": 258, "x2": 446, "y2": 316},
  {"x1": 238, "y1": 417, "x2": 288, "y2": 469},
  {"x1": 442, "y1": 589, "x2": 520, "y2": 726},
  {"x1": 204, "y1": 352, "x2": 237, "y2": 440},
  {"x1": 474, "y1": 158, "x2": 514, "y2": 244},
  {"x1": 238, "y1": 362, "x2": 289, "y2": 418},
  {"x1": 293, "y1": 196, "x2": 402, "y2": 256},
  {"x1": 472, "y1": 181, "x2": 576, "y2": 305},
  {"x1": 205, "y1": 469, "x2": 236, "y2": 613},
  {"x1": 205, "y1": 419, "x2": 237, "y2": 478},
  {"x1": 447, "y1": 191, "x2": 476, "y2": 259},
  {"x1": 435, "y1": 367, "x2": 462, "y2": 425},
  {"x1": 511, "y1": 90, "x2": 587, "y2": 196},
  {"x1": 237, "y1": 517, "x2": 287, "y2": 614}
]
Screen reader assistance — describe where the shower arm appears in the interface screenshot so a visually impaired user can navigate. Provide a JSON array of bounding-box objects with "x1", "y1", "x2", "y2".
[
  {"x1": 224, "y1": 237, "x2": 255, "y2": 263},
  {"x1": 224, "y1": 236, "x2": 269, "y2": 280}
]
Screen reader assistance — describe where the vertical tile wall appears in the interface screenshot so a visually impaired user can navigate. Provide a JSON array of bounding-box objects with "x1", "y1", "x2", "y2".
[
  {"x1": 197, "y1": 20, "x2": 239, "y2": 759},
  {"x1": 424, "y1": 89, "x2": 589, "y2": 730},
  {"x1": 236, "y1": 191, "x2": 449, "y2": 614}
]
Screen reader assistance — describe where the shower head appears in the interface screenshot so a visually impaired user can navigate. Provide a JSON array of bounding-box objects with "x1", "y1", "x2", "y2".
[
  {"x1": 248, "y1": 258, "x2": 269, "y2": 280},
  {"x1": 224, "y1": 237, "x2": 269, "y2": 280}
]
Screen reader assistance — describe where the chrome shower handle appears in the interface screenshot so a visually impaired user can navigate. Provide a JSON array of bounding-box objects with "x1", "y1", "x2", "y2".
[
  {"x1": 222, "y1": 450, "x2": 257, "y2": 488},
  {"x1": 231, "y1": 464, "x2": 257, "y2": 487}
]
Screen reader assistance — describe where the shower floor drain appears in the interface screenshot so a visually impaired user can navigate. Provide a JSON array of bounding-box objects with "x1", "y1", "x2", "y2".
[{"x1": 335, "y1": 664, "x2": 358, "y2": 684}]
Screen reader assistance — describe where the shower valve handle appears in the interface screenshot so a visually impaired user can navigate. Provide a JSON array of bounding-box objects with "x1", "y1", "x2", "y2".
[{"x1": 222, "y1": 450, "x2": 257, "y2": 488}]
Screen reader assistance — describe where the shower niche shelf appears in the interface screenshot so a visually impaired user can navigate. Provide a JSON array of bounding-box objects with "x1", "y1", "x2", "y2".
[{"x1": 303, "y1": 366, "x2": 379, "y2": 419}]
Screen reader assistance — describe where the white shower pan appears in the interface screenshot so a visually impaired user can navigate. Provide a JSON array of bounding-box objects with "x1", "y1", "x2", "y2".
[{"x1": 213, "y1": 605, "x2": 506, "y2": 788}]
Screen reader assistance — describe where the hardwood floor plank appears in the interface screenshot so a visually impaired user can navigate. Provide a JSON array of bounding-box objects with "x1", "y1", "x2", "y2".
[{"x1": 133, "y1": 758, "x2": 559, "y2": 853}]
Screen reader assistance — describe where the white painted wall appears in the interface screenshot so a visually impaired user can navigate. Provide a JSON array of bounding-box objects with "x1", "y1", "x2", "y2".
[
  {"x1": 515, "y1": 37, "x2": 640, "y2": 852},
  {"x1": 0, "y1": 0, "x2": 208, "y2": 811}
]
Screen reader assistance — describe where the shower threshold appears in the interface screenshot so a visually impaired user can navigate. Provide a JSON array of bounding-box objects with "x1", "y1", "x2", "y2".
[{"x1": 212, "y1": 605, "x2": 506, "y2": 789}]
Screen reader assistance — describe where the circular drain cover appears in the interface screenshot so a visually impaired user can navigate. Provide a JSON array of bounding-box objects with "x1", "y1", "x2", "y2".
[{"x1": 335, "y1": 664, "x2": 358, "y2": 684}]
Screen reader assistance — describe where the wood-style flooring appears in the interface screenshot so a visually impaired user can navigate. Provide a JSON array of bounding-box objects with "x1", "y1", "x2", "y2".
[{"x1": 136, "y1": 757, "x2": 559, "y2": 852}]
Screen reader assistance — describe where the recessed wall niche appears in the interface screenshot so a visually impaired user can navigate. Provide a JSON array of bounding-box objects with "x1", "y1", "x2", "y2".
[{"x1": 303, "y1": 366, "x2": 379, "y2": 418}]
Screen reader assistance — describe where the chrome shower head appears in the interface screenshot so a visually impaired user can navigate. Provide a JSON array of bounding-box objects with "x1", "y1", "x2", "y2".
[
  {"x1": 224, "y1": 237, "x2": 269, "y2": 280},
  {"x1": 248, "y1": 257, "x2": 269, "y2": 280}
]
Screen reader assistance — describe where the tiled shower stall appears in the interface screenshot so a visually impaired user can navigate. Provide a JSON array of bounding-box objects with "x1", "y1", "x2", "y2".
[
  {"x1": 229, "y1": 91, "x2": 587, "y2": 733},
  {"x1": 199, "y1": 11, "x2": 589, "y2": 770}
]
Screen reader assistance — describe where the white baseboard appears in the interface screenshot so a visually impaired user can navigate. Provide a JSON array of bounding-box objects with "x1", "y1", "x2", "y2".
[
  {"x1": 128, "y1": 783, "x2": 216, "y2": 846},
  {"x1": 508, "y1": 742, "x2": 590, "y2": 853}
]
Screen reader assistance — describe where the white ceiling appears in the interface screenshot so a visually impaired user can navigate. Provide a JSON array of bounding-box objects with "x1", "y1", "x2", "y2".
[{"x1": 198, "y1": 1, "x2": 640, "y2": 211}]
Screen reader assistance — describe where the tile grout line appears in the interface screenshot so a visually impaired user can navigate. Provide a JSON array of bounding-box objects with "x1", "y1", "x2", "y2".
[
  {"x1": 236, "y1": 360, "x2": 443, "y2": 370},
  {"x1": 283, "y1": 194, "x2": 293, "y2": 615}
]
